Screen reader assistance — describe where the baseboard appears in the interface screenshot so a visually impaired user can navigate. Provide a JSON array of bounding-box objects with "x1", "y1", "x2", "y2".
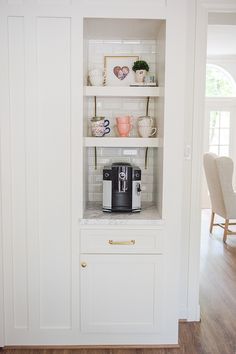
[{"x1": 4, "y1": 344, "x2": 180, "y2": 349}]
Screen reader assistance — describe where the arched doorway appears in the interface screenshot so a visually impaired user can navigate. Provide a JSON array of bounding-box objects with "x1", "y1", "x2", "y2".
[{"x1": 202, "y1": 63, "x2": 236, "y2": 207}]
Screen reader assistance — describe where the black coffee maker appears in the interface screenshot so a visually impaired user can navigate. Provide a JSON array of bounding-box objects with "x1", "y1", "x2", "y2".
[{"x1": 103, "y1": 162, "x2": 141, "y2": 212}]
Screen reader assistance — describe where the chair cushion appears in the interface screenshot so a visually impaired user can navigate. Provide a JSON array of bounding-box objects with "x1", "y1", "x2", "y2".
[{"x1": 203, "y1": 153, "x2": 226, "y2": 217}]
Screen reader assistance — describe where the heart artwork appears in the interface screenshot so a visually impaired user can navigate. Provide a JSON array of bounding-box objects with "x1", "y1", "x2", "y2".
[{"x1": 113, "y1": 66, "x2": 130, "y2": 80}]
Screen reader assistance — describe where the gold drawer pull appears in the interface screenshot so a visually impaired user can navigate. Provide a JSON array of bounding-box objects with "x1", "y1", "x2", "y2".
[
  {"x1": 108, "y1": 240, "x2": 135, "y2": 246},
  {"x1": 81, "y1": 262, "x2": 87, "y2": 268}
]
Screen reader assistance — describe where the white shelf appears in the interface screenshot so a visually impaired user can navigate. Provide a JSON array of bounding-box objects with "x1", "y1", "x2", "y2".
[
  {"x1": 84, "y1": 86, "x2": 161, "y2": 97},
  {"x1": 84, "y1": 137, "x2": 162, "y2": 148}
]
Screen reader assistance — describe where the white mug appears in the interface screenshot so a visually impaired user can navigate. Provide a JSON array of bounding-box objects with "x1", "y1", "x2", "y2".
[
  {"x1": 137, "y1": 116, "x2": 154, "y2": 127},
  {"x1": 138, "y1": 126, "x2": 157, "y2": 138},
  {"x1": 89, "y1": 69, "x2": 104, "y2": 86}
]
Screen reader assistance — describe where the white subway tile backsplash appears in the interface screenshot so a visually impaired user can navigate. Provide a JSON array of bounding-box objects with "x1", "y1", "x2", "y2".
[
  {"x1": 99, "y1": 147, "x2": 122, "y2": 156},
  {"x1": 93, "y1": 193, "x2": 103, "y2": 202},
  {"x1": 97, "y1": 158, "x2": 110, "y2": 165},
  {"x1": 141, "y1": 194, "x2": 148, "y2": 202},
  {"x1": 88, "y1": 193, "x2": 94, "y2": 201},
  {"x1": 142, "y1": 175, "x2": 154, "y2": 184},
  {"x1": 93, "y1": 184, "x2": 103, "y2": 193},
  {"x1": 148, "y1": 193, "x2": 154, "y2": 202},
  {"x1": 88, "y1": 165, "x2": 103, "y2": 173},
  {"x1": 95, "y1": 175, "x2": 103, "y2": 183}
]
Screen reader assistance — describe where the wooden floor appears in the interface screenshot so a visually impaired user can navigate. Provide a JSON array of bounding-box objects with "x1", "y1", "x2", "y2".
[{"x1": 3, "y1": 210, "x2": 236, "y2": 354}]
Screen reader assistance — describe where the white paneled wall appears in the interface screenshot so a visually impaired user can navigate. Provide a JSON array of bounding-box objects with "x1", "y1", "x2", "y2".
[
  {"x1": 37, "y1": 17, "x2": 72, "y2": 329},
  {"x1": 7, "y1": 15, "x2": 29, "y2": 330}
]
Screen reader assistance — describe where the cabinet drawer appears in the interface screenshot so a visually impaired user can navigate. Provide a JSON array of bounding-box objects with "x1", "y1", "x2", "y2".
[{"x1": 80, "y1": 229, "x2": 163, "y2": 254}]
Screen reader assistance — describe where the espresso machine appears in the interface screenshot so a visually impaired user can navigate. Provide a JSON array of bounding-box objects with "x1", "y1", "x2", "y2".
[{"x1": 103, "y1": 162, "x2": 141, "y2": 212}]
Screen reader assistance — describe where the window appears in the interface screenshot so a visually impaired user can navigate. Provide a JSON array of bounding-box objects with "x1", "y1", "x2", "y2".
[
  {"x1": 206, "y1": 64, "x2": 236, "y2": 97},
  {"x1": 209, "y1": 110, "x2": 230, "y2": 156}
]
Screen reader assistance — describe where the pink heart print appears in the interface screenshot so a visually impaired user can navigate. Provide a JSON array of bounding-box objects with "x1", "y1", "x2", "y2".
[{"x1": 113, "y1": 66, "x2": 130, "y2": 80}]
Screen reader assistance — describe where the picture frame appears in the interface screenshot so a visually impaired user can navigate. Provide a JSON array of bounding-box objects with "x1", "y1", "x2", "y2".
[{"x1": 104, "y1": 55, "x2": 139, "y2": 86}]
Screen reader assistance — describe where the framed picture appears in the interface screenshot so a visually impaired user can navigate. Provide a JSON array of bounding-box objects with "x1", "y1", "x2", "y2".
[{"x1": 104, "y1": 55, "x2": 139, "y2": 86}]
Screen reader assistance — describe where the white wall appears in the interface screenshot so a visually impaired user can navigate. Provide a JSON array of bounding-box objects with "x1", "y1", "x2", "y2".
[{"x1": 179, "y1": 0, "x2": 198, "y2": 319}]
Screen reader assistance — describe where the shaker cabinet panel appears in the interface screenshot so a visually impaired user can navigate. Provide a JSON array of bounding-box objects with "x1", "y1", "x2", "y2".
[
  {"x1": 80, "y1": 254, "x2": 163, "y2": 333},
  {"x1": 37, "y1": 17, "x2": 72, "y2": 329},
  {"x1": 6, "y1": 16, "x2": 29, "y2": 330}
]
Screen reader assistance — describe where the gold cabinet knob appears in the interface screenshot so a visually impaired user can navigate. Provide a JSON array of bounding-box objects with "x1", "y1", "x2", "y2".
[{"x1": 81, "y1": 262, "x2": 87, "y2": 268}]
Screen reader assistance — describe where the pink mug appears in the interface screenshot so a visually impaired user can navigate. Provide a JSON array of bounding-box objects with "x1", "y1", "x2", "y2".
[
  {"x1": 116, "y1": 116, "x2": 133, "y2": 124},
  {"x1": 116, "y1": 122, "x2": 132, "y2": 137}
]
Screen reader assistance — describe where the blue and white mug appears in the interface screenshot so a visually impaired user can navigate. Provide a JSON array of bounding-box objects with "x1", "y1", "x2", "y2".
[{"x1": 91, "y1": 116, "x2": 110, "y2": 137}]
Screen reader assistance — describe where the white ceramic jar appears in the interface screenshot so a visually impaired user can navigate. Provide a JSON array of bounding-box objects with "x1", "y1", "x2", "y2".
[{"x1": 89, "y1": 69, "x2": 104, "y2": 86}]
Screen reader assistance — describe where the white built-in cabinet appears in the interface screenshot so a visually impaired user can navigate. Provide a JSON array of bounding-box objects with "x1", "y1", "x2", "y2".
[
  {"x1": 80, "y1": 228, "x2": 164, "y2": 335},
  {"x1": 0, "y1": 0, "x2": 188, "y2": 347}
]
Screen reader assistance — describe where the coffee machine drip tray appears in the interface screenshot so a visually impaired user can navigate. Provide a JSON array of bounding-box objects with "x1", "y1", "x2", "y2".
[{"x1": 103, "y1": 162, "x2": 141, "y2": 213}]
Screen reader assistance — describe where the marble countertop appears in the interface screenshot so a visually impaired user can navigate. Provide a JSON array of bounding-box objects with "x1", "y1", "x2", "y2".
[{"x1": 79, "y1": 202, "x2": 164, "y2": 225}]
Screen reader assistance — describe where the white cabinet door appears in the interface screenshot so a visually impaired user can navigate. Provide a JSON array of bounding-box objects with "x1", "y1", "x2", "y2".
[
  {"x1": 80, "y1": 254, "x2": 163, "y2": 333},
  {"x1": 1, "y1": 11, "x2": 82, "y2": 344}
]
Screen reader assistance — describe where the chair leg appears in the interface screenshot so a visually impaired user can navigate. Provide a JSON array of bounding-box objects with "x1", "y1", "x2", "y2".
[
  {"x1": 223, "y1": 219, "x2": 229, "y2": 243},
  {"x1": 210, "y1": 211, "x2": 215, "y2": 234}
]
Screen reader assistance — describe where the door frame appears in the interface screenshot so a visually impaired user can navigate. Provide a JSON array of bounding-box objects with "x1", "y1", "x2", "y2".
[
  {"x1": 0, "y1": 161, "x2": 4, "y2": 347},
  {"x1": 187, "y1": 0, "x2": 236, "y2": 321},
  {"x1": 202, "y1": 99, "x2": 236, "y2": 208}
]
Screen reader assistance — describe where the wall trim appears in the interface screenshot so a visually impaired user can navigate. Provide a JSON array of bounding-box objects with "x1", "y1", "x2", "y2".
[{"x1": 188, "y1": 0, "x2": 236, "y2": 321}]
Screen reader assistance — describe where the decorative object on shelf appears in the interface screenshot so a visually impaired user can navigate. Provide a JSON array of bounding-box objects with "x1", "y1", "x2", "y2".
[
  {"x1": 104, "y1": 56, "x2": 139, "y2": 86},
  {"x1": 115, "y1": 116, "x2": 133, "y2": 137},
  {"x1": 91, "y1": 116, "x2": 110, "y2": 137},
  {"x1": 88, "y1": 68, "x2": 104, "y2": 86},
  {"x1": 144, "y1": 74, "x2": 157, "y2": 86},
  {"x1": 132, "y1": 60, "x2": 149, "y2": 83},
  {"x1": 116, "y1": 116, "x2": 133, "y2": 124},
  {"x1": 138, "y1": 116, "x2": 154, "y2": 127},
  {"x1": 138, "y1": 125, "x2": 157, "y2": 138},
  {"x1": 90, "y1": 96, "x2": 110, "y2": 137},
  {"x1": 137, "y1": 96, "x2": 157, "y2": 137}
]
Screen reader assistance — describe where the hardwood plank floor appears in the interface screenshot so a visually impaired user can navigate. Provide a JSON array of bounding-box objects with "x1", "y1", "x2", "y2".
[{"x1": 2, "y1": 210, "x2": 236, "y2": 354}]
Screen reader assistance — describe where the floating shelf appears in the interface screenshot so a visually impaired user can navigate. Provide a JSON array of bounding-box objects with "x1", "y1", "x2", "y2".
[
  {"x1": 84, "y1": 86, "x2": 162, "y2": 97},
  {"x1": 84, "y1": 137, "x2": 162, "y2": 148}
]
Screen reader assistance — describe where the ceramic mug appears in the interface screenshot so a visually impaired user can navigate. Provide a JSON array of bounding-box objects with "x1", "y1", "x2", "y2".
[
  {"x1": 138, "y1": 126, "x2": 157, "y2": 138},
  {"x1": 91, "y1": 117, "x2": 110, "y2": 137},
  {"x1": 116, "y1": 122, "x2": 132, "y2": 137},
  {"x1": 137, "y1": 116, "x2": 154, "y2": 127},
  {"x1": 116, "y1": 116, "x2": 133, "y2": 124}
]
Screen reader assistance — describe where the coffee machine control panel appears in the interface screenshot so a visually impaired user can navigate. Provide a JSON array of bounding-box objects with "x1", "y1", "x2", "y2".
[
  {"x1": 103, "y1": 169, "x2": 112, "y2": 180},
  {"x1": 133, "y1": 169, "x2": 141, "y2": 181}
]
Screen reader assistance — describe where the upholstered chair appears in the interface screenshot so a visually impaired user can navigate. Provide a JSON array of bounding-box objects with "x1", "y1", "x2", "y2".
[{"x1": 203, "y1": 152, "x2": 236, "y2": 242}]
